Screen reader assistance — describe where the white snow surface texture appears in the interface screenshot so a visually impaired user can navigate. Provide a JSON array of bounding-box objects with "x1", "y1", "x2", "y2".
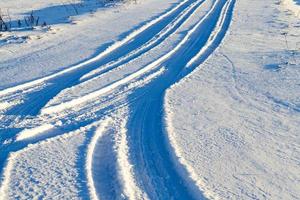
[{"x1": 0, "y1": 0, "x2": 299, "y2": 199}]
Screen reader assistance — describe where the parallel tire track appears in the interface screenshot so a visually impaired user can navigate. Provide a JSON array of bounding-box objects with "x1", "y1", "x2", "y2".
[
  {"x1": 40, "y1": 0, "x2": 217, "y2": 115},
  {"x1": 0, "y1": 0, "x2": 206, "y2": 172},
  {"x1": 0, "y1": 0, "x2": 198, "y2": 99},
  {"x1": 0, "y1": 0, "x2": 205, "y2": 118},
  {"x1": 125, "y1": 0, "x2": 236, "y2": 199},
  {"x1": 0, "y1": 0, "x2": 236, "y2": 199}
]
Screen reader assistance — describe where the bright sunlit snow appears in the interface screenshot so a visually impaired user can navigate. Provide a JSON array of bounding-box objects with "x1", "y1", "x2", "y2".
[{"x1": 0, "y1": 0, "x2": 299, "y2": 199}]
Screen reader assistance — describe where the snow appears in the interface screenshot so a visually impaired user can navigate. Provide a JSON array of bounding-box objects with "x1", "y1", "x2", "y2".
[
  {"x1": 15, "y1": 124, "x2": 55, "y2": 141},
  {"x1": 3, "y1": 132, "x2": 85, "y2": 199},
  {"x1": 85, "y1": 120, "x2": 109, "y2": 200},
  {"x1": 0, "y1": 0, "x2": 180, "y2": 89},
  {"x1": 0, "y1": 102, "x2": 11, "y2": 110},
  {"x1": 282, "y1": 0, "x2": 300, "y2": 17},
  {"x1": 165, "y1": 0, "x2": 300, "y2": 199},
  {"x1": 0, "y1": 0, "x2": 299, "y2": 199}
]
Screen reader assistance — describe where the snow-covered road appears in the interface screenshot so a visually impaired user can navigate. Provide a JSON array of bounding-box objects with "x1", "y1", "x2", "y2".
[
  {"x1": 0, "y1": 0, "x2": 235, "y2": 198},
  {"x1": 0, "y1": 0, "x2": 299, "y2": 199}
]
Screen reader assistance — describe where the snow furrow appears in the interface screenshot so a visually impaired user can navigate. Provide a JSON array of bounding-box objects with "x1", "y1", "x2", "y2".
[
  {"x1": 79, "y1": 0, "x2": 207, "y2": 83},
  {"x1": 123, "y1": 0, "x2": 235, "y2": 199},
  {"x1": 164, "y1": 0, "x2": 236, "y2": 198},
  {"x1": 0, "y1": 0, "x2": 207, "y2": 150},
  {"x1": 186, "y1": 0, "x2": 232, "y2": 68},
  {"x1": 114, "y1": 114, "x2": 148, "y2": 200},
  {"x1": 86, "y1": 119, "x2": 110, "y2": 200},
  {"x1": 15, "y1": 124, "x2": 55, "y2": 141},
  {"x1": 0, "y1": 153, "x2": 17, "y2": 200},
  {"x1": 37, "y1": 0, "x2": 213, "y2": 115},
  {"x1": 0, "y1": 0, "x2": 206, "y2": 118},
  {"x1": 0, "y1": 0, "x2": 237, "y2": 198},
  {"x1": 40, "y1": 0, "x2": 219, "y2": 115},
  {"x1": 0, "y1": 0, "x2": 196, "y2": 98},
  {"x1": 85, "y1": 113, "x2": 147, "y2": 200}
]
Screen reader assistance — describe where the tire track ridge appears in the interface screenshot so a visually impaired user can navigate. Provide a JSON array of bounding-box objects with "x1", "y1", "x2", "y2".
[
  {"x1": 162, "y1": 0, "x2": 236, "y2": 199},
  {"x1": 0, "y1": 0, "x2": 195, "y2": 97},
  {"x1": 40, "y1": 0, "x2": 221, "y2": 115}
]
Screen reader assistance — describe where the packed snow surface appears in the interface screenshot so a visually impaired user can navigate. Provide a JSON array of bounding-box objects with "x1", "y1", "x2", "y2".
[{"x1": 0, "y1": 0, "x2": 299, "y2": 199}]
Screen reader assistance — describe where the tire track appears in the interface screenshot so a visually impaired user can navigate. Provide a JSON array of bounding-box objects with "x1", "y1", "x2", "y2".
[
  {"x1": 79, "y1": 0, "x2": 207, "y2": 82},
  {"x1": 40, "y1": 0, "x2": 218, "y2": 115},
  {"x1": 0, "y1": 0, "x2": 199, "y2": 101},
  {"x1": 0, "y1": 0, "x2": 236, "y2": 198},
  {"x1": 124, "y1": 0, "x2": 236, "y2": 199},
  {"x1": 0, "y1": 0, "x2": 208, "y2": 118},
  {"x1": 0, "y1": 0, "x2": 206, "y2": 181}
]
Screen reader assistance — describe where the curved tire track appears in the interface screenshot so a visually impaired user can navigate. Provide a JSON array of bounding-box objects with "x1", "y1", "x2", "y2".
[
  {"x1": 0, "y1": 0, "x2": 236, "y2": 199},
  {"x1": 125, "y1": 0, "x2": 236, "y2": 198}
]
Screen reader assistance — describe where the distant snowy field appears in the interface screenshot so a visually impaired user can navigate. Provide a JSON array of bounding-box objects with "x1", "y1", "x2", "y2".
[{"x1": 0, "y1": 0, "x2": 299, "y2": 199}]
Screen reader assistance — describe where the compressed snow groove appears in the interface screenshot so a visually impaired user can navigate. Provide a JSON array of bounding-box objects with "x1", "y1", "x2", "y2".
[
  {"x1": 40, "y1": 0, "x2": 209, "y2": 114},
  {"x1": 79, "y1": 0, "x2": 207, "y2": 83},
  {"x1": 121, "y1": 0, "x2": 237, "y2": 199},
  {"x1": 86, "y1": 120, "x2": 110, "y2": 200},
  {"x1": 0, "y1": 0, "x2": 207, "y2": 181},
  {"x1": 0, "y1": 153, "x2": 17, "y2": 200},
  {"x1": 0, "y1": 0, "x2": 209, "y2": 118},
  {"x1": 164, "y1": 0, "x2": 236, "y2": 198},
  {"x1": 0, "y1": 0, "x2": 239, "y2": 199},
  {"x1": 40, "y1": 0, "x2": 218, "y2": 115},
  {"x1": 0, "y1": 0, "x2": 194, "y2": 98},
  {"x1": 114, "y1": 114, "x2": 148, "y2": 200}
]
